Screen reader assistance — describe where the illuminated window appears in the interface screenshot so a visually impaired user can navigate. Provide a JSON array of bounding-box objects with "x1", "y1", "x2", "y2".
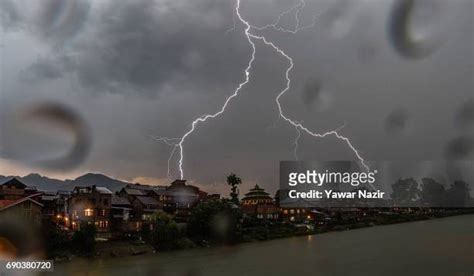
[
  {"x1": 84, "y1": 209, "x2": 93, "y2": 217},
  {"x1": 98, "y1": 220, "x2": 109, "y2": 228}
]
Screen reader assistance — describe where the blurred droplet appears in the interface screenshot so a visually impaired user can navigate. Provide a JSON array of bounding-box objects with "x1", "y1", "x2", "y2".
[
  {"x1": 384, "y1": 108, "x2": 409, "y2": 135},
  {"x1": 1, "y1": 102, "x2": 91, "y2": 171},
  {"x1": 323, "y1": 0, "x2": 359, "y2": 39},
  {"x1": 211, "y1": 212, "x2": 231, "y2": 241},
  {"x1": 388, "y1": 0, "x2": 445, "y2": 59},
  {"x1": 455, "y1": 99, "x2": 474, "y2": 129},
  {"x1": 0, "y1": 217, "x2": 43, "y2": 260},
  {"x1": 36, "y1": 0, "x2": 90, "y2": 44},
  {"x1": 302, "y1": 79, "x2": 333, "y2": 112},
  {"x1": 444, "y1": 136, "x2": 474, "y2": 159}
]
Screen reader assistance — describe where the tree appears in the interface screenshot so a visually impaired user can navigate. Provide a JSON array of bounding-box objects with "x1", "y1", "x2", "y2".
[
  {"x1": 42, "y1": 221, "x2": 70, "y2": 258},
  {"x1": 227, "y1": 173, "x2": 242, "y2": 204},
  {"x1": 391, "y1": 178, "x2": 420, "y2": 206},
  {"x1": 149, "y1": 211, "x2": 180, "y2": 251},
  {"x1": 445, "y1": 180, "x2": 471, "y2": 207},
  {"x1": 71, "y1": 223, "x2": 96, "y2": 256},
  {"x1": 187, "y1": 200, "x2": 242, "y2": 244},
  {"x1": 420, "y1": 178, "x2": 446, "y2": 207}
]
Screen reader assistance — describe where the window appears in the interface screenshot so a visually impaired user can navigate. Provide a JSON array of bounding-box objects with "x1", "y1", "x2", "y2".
[
  {"x1": 84, "y1": 209, "x2": 93, "y2": 217},
  {"x1": 98, "y1": 220, "x2": 109, "y2": 228},
  {"x1": 100, "y1": 209, "x2": 106, "y2": 216},
  {"x1": 103, "y1": 198, "x2": 109, "y2": 205}
]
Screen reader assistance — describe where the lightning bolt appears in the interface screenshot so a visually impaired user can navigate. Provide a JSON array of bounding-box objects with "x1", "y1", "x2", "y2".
[
  {"x1": 168, "y1": 2, "x2": 259, "y2": 180},
  {"x1": 157, "y1": 0, "x2": 369, "y2": 180},
  {"x1": 293, "y1": 125, "x2": 301, "y2": 161}
]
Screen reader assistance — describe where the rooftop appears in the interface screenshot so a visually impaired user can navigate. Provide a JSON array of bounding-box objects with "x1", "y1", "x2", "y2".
[
  {"x1": 122, "y1": 188, "x2": 147, "y2": 196},
  {"x1": 242, "y1": 184, "x2": 272, "y2": 200},
  {"x1": 111, "y1": 195, "x2": 131, "y2": 206},
  {"x1": 0, "y1": 197, "x2": 44, "y2": 211},
  {"x1": 135, "y1": 196, "x2": 161, "y2": 206},
  {"x1": 1, "y1": 178, "x2": 27, "y2": 189}
]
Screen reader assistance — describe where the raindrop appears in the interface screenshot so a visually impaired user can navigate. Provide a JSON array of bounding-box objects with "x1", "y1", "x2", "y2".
[
  {"x1": 455, "y1": 99, "x2": 474, "y2": 129},
  {"x1": 302, "y1": 79, "x2": 333, "y2": 112},
  {"x1": 444, "y1": 135, "x2": 474, "y2": 160},
  {"x1": 36, "y1": 0, "x2": 90, "y2": 44},
  {"x1": 388, "y1": 0, "x2": 445, "y2": 59},
  {"x1": 384, "y1": 108, "x2": 409, "y2": 135},
  {"x1": 1, "y1": 102, "x2": 91, "y2": 171}
]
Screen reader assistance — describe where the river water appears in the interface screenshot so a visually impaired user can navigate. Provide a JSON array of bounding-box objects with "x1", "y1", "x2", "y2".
[{"x1": 56, "y1": 215, "x2": 474, "y2": 276}]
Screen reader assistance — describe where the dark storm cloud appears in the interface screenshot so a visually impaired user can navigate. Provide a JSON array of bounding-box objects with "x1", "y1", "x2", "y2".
[
  {"x1": 28, "y1": 0, "x2": 249, "y2": 97},
  {"x1": 1, "y1": 0, "x2": 472, "y2": 195}
]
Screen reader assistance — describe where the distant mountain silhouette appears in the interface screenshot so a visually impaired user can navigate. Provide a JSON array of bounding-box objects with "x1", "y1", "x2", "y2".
[{"x1": 0, "y1": 173, "x2": 132, "y2": 192}]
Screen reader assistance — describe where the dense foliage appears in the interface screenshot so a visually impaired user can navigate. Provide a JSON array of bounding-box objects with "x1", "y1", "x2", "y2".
[{"x1": 187, "y1": 199, "x2": 242, "y2": 244}]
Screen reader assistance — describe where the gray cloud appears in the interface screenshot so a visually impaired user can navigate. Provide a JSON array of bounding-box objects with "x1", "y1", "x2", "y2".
[
  {"x1": 20, "y1": 57, "x2": 64, "y2": 83},
  {"x1": 0, "y1": 0, "x2": 22, "y2": 30},
  {"x1": 26, "y1": 0, "x2": 250, "y2": 98},
  {"x1": 1, "y1": 0, "x2": 472, "y2": 195}
]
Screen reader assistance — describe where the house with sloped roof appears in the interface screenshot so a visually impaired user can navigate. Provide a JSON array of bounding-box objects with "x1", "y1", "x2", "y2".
[
  {"x1": 118, "y1": 187, "x2": 147, "y2": 203},
  {"x1": 110, "y1": 195, "x2": 133, "y2": 232},
  {"x1": 0, "y1": 197, "x2": 44, "y2": 224},
  {"x1": 131, "y1": 196, "x2": 162, "y2": 218},
  {"x1": 0, "y1": 178, "x2": 38, "y2": 200},
  {"x1": 68, "y1": 185, "x2": 113, "y2": 236}
]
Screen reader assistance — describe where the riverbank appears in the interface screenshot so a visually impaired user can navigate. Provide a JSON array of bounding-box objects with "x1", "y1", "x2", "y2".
[
  {"x1": 59, "y1": 208, "x2": 474, "y2": 262},
  {"x1": 55, "y1": 214, "x2": 474, "y2": 276}
]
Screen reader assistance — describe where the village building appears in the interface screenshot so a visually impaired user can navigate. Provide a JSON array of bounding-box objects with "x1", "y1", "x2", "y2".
[
  {"x1": 241, "y1": 184, "x2": 279, "y2": 220},
  {"x1": 0, "y1": 197, "x2": 44, "y2": 224},
  {"x1": 117, "y1": 185, "x2": 166, "y2": 230},
  {"x1": 68, "y1": 185, "x2": 113, "y2": 236},
  {"x1": 131, "y1": 196, "x2": 162, "y2": 218},
  {"x1": 110, "y1": 195, "x2": 133, "y2": 232},
  {"x1": 0, "y1": 178, "x2": 39, "y2": 200},
  {"x1": 165, "y1": 180, "x2": 208, "y2": 221},
  {"x1": 118, "y1": 187, "x2": 148, "y2": 202}
]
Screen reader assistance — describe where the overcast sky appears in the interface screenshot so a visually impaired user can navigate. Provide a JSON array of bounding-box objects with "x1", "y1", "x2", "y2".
[{"x1": 0, "y1": 0, "x2": 472, "y2": 195}]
